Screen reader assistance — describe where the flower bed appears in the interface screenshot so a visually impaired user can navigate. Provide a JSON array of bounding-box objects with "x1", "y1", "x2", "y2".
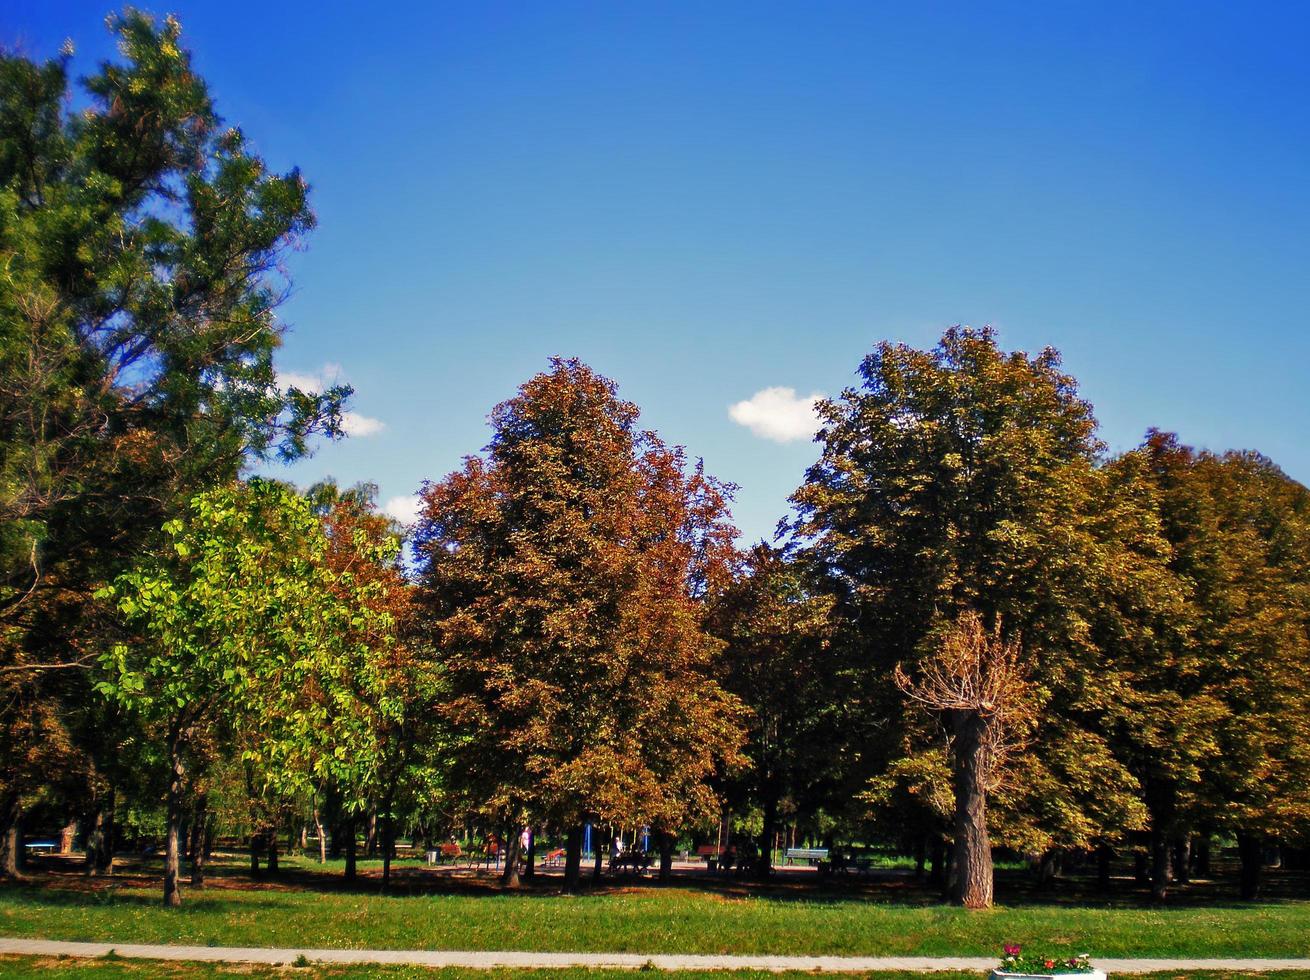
[{"x1": 990, "y1": 945, "x2": 1104, "y2": 980}]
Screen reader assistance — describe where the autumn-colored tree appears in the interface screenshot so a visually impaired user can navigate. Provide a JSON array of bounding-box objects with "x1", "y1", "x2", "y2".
[
  {"x1": 310, "y1": 480, "x2": 443, "y2": 889},
  {"x1": 414, "y1": 358, "x2": 744, "y2": 891},
  {"x1": 1135, "y1": 432, "x2": 1310, "y2": 899},
  {"x1": 790, "y1": 326, "x2": 1142, "y2": 905}
]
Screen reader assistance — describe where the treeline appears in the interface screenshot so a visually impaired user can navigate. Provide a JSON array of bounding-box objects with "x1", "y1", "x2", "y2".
[{"x1": 3, "y1": 13, "x2": 1309, "y2": 911}]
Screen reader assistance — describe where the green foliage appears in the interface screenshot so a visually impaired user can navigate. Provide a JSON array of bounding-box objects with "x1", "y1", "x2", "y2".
[{"x1": 98, "y1": 479, "x2": 396, "y2": 809}]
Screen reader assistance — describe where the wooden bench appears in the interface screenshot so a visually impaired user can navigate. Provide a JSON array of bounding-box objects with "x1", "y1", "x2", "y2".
[{"x1": 783, "y1": 847, "x2": 829, "y2": 866}]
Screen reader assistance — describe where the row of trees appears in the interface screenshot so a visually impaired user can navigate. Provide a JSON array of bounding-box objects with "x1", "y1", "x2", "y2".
[{"x1": 4, "y1": 11, "x2": 1308, "y2": 911}]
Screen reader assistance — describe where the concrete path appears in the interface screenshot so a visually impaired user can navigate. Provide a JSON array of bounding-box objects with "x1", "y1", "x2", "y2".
[{"x1": 3, "y1": 938, "x2": 1310, "y2": 973}]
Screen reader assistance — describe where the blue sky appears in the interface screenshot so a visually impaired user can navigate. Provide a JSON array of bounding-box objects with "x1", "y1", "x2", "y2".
[{"x1": 8, "y1": 1, "x2": 1310, "y2": 542}]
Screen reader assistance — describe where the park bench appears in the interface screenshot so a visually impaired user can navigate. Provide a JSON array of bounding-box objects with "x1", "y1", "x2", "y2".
[{"x1": 783, "y1": 847, "x2": 829, "y2": 867}]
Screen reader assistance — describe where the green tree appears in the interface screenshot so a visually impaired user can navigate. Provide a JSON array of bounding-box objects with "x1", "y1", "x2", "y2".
[
  {"x1": 711, "y1": 544, "x2": 840, "y2": 879},
  {"x1": 0, "y1": 10, "x2": 344, "y2": 870},
  {"x1": 98, "y1": 480, "x2": 392, "y2": 906}
]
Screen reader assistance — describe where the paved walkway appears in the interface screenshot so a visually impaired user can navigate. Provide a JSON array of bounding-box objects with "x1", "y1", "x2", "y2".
[{"x1": 3, "y1": 938, "x2": 1310, "y2": 973}]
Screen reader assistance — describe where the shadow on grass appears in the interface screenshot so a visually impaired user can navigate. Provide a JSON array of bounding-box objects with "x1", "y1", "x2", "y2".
[{"x1": 10, "y1": 851, "x2": 1308, "y2": 913}]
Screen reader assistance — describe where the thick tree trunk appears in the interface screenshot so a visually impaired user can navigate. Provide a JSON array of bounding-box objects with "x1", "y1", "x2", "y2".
[
  {"x1": 949, "y1": 710, "x2": 993, "y2": 908},
  {"x1": 365, "y1": 810, "x2": 378, "y2": 858},
  {"x1": 563, "y1": 824, "x2": 583, "y2": 893},
  {"x1": 592, "y1": 827, "x2": 605, "y2": 882},
  {"x1": 913, "y1": 835, "x2": 927, "y2": 880},
  {"x1": 249, "y1": 829, "x2": 263, "y2": 878},
  {"x1": 163, "y1": 728, "x2": 186, "y2": 908},
  {"x1": 658, "y1": 831, "x2": 675, "y2": 883},
  {"x1": 313, "y1": 808, "x2": 327, "y2": 864},
  {"x1": 60, "y1": 818, "x2": 78, "y2": 854},
  {"x1": 189, "y1": 795, "x2": 208, "y2": 887},
  {"x1": 1237, "y1": 831, "x2": 1262, "y2": 900},
  {"x1": 500, "y1": 824, "x2": 524, "y2": 888}
]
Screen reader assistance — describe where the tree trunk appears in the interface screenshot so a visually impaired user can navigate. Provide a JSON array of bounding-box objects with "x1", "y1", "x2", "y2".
[
  {"x1": 658, "y1": 831, "x2": 675, "y2": 883},
  {"x1": 249, "y1": 829, "x2": 263, "y2": 878},
  {"x1": 1237, "y1": 831, "x2": 1262, "y2": 900},
  {"x1": 314, "y1": 808, "x2": 327, "y2": 864},
  {"x1": 500, "y1": 823, "x2": 524, "y2": 888},
  {"x1": 365, "y1": 809, "x2": 378, "y2": 858},
  {"x1": 1172, "y1": 836, "x2": 1191, "y2": 886},
  {"x1": 913, "y1": 835, "x2": 927, "y2": 880},
  {"x1": 949, "y1": 710, "x2": 993, "y2": 908},
  {"x1": 265, "y1": 824, "x2": 279, "y2": 875},
  {"x1": 1150, "y1": 828, "x2": 1171, "y2": 901},
  {"x1": 563, "y1": 824, "x2": 583, "y2": 893},
  {"x1": 163, "y1": 727, "x2": 186, "y2": 908},
  {"x1": 84, "y1": 805, "x2": 104, "y2": 876},
  {"x1": 1194, "y1": 835, "x2": 1211, "y2": 876},
  {"x1": 190, "y1": 795, "x2": 208, "y2": 887},
  {"x1": 928, "y1": 834, "x2": 946, "y2": 889},
  {"x1": 381, "y1": 811, "x2": 397, "y2": 890},
  {"x1": 0, "y1": 793, "x2": 20, "y2": 880},
  {"x1": 757, "y1": 790, "x2": 778, "y2": 881},
  {"x1": 344, "y1": 816, "x2": 358, "y2": 882},
  {"x1": 592, "y1": 826, "x2": 605, "y2": 882},
  {"x1": 523, "y1": 828, "x2": 536, "y2": 881}
]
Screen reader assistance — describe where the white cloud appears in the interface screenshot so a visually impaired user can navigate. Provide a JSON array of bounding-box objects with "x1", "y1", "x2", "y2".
[
  {"x1": 340, "y1": 412, "x2": 385, "y2": 437},
  {"x1": 729, "y1": 387, "x2": 823, "y2": 443},
  {"x1": 382, "y1": 494, "x2": 422, "y2": 526},
  {"x1": 279, "y1": 363, "x2": 385, "y2": 438},
  {"x1": 280, "y1": 362, "x2": 344, "y2": 393}
]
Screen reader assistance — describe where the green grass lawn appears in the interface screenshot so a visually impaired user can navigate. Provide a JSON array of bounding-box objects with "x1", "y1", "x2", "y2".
[
  {"x1": 2, "y1": 964, "x2": 1310, "y2": 980},
  {"x1": 2, "y1": 854, "x2": 1309, "y2": 960}
]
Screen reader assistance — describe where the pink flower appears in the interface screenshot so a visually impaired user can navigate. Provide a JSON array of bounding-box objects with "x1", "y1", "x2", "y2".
[{"x1": 1004, "y1": 944, "x2": 1022, "y2": 956}]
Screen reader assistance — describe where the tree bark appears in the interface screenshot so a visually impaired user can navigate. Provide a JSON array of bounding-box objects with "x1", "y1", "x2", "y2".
[
  {"x1": 592, "y1": 827, "x2": 605, "y2": 882},
  {"x1": 913, "y1": 835, "x2": 927, "y2": 880},
  {"x1": 381, "y1": 810, "x2": 397, "y2": 890},
  {"x1": 563, "y1": 824, "x2": 583, "y2": 893},
  {"x1": 60, "y1": 818, "x2": 78, "y2": 854},
  {"x1": 1237, "y1": 831, "x2": 1262, "y2": 900},
  {"x1": 0, "y1": 793, "x2": 20, "y2": 880},
  {"x1": 163, "y1": 726, "x2": 186, "y2": 907},
  {"x1": 949, "y1": 710, "x2": 993, "y2": 908},
  {"x1": 365, "y1": 809, "x2": 378, "y2": 858},
  {"x1": 500, "y1": 823, "x2": 524, "y2": 888}
]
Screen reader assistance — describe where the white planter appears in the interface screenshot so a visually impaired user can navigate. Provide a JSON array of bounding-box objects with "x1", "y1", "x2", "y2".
[{"x1": 991, "y1": 972, "x2": 1106, "y2": 980}]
